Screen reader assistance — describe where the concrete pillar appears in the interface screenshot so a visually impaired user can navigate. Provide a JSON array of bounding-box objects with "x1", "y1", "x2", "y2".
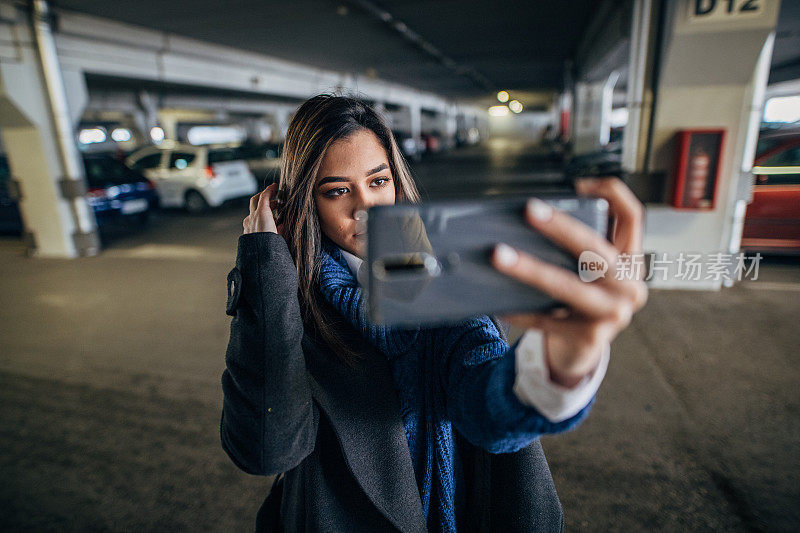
[
  {"x1": 443, "y1": 104, "x2": 457, "y2": 150},
  {"x1": 373, "y1": 101, "x2": 391, "y2": 127},
  {"x1": 476, "y1": 112, "x2": 489, "y2": 143},
  {"x1": 136, "y1": 90, "x2": 160, "y2": 142},
  {"x1": 573, "y1": 71, "x2": 620, "y2": 155},
  {"x1": 638, "y1": 0, "x2": 780, "y2": 289},
  {"x1": 0, "y1": 0, "x2": 98, "y2": 257},
  {"x1": 622, "y1": 0, "x2": 658, "y2": 178},
  {"x1": 272, "y1": 108, "x2": 293, "y2": 142},
  {"x1": 61, "y1": 68, "x2": 88, "y2": 127},
  {"x1": 407, "y1": 101, "x2": 422, "y2": 161},
  {"x1": 455, "y1": 112, "x2": 466, "y2": 144},
  {"x1": 157, "y1": 112, "x2": 178, "y2": 142}
]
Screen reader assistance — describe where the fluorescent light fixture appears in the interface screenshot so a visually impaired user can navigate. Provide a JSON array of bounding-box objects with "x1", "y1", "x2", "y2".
[
  {"x1": 187, "y1": 125, "x2": 246, "y2": 145},
  {"x1": 763, "y1": 96, "x2": 800, "y2": 123},
  {"x1": 78, "y1": 128, "x2": 106, "y2": 144},
  {"x1": 111, "y1": 128, "x2": 131, "y2": 142},
  {"x1": 489, "y1": 105, "x2": 510, "y2": 117}
]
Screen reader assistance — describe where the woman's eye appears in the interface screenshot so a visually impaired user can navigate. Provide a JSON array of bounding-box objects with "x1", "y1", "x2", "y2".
[
  {"x1": 323, "y1": 187, "x2": 349, "y2": 197},
  {"x1": 371, "y1": 177, "x2": 391, "y2": 187}
]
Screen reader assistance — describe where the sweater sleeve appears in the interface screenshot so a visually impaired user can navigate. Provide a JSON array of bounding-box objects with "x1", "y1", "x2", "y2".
[
  {"x1": 434, "y1": 316, "x2": 595, "y2": 454},
  {"x1": 220, "y1": 232, "x2": 319, "y2": 476},
  {"x1": 513, "y1": 329, "x2": 610, "y2": 422}
]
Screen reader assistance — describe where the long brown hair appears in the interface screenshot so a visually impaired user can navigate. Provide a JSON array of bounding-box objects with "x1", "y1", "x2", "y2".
[{"x1": 276, "y1": 94, "x2": 420, "y2": 366}]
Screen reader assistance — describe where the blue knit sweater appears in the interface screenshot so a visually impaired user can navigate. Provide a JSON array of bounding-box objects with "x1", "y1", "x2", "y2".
[{"x1": 318, "y1": 241, "x2": 595, "y2": 533}]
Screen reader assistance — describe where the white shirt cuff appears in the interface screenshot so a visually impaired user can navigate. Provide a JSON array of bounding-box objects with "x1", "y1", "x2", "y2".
[{"x1": 512, "y1": 329, "x2": 610, "y2": 423}]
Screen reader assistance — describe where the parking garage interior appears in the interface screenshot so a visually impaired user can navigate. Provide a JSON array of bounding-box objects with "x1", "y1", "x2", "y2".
[{"x1": 1, "y1": 0, "x2": 799, "y2": 531}]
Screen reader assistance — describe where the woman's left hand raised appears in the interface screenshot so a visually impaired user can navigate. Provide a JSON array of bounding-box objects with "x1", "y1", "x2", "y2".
[{"x1": 492, "y1": 177, "x2": 649, "y2": 388}]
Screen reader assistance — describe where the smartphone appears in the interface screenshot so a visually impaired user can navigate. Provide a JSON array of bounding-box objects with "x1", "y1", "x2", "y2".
[{"x1": 365, "y1": 195, "x2": 609, "y2": 327}]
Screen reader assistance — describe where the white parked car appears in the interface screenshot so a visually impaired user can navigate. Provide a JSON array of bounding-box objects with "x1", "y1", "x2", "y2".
[{"x1": 125, "y1": 142, "x2": 257, "y2": 213}]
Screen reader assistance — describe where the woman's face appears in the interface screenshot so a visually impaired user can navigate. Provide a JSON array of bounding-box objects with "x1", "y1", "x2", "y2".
[{"x1": 314, "y1": 128, "x2": 396, "y2": 257}]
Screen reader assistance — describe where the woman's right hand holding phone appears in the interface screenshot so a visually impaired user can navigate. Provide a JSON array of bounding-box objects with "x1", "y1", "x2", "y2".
[{"x1": 492, "y1": 177, "x2": 649, "y2": 388}]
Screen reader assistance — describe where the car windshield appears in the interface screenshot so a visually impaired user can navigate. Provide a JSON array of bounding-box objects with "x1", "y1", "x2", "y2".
[
  {"x1": 759, "y1": 145, "x2": 800, "y2": 167},
  {"x1": 83, "y1": 156, "x2": 141, "y2": 187},
  {"x1": 756, "y1": 138, "x2": 786, "y2": 158}
]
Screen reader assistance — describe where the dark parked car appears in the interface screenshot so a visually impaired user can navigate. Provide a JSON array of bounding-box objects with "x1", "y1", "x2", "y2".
[
  {"x1": 421, "y1": 132, "x2": 442, "y2": 155},
  {"x1": 83, "y1": 153, "x2": 158, "y2": 225},
  {"x1": 0, "y1": 153, "x2": 157, "y2": 235},
  {"x1": 235, "y1": 142, "x2": 283, "y2": 184},
  {"x1": 0, "y1": 156, "x2": 22, "y2": 235},
  {"x1": 564, "y1": 147, "x2": 623, "y2": 178}
]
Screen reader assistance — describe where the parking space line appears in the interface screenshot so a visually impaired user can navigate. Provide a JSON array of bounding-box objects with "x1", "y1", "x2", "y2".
[
  {"x1": 102, "y1": 244, "x2": 231, "y2": 263},
  {"x1": 739, "y1": 281, "x2": 800, "y2": 291}
]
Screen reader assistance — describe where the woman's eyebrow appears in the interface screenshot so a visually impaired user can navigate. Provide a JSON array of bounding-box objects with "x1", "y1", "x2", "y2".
[
  {"x1": 365, "y1": 163, "x2": 388, "y2": 176},
  {"x1": 317, "y1": 176, "x2": 350, "y2": 187}
]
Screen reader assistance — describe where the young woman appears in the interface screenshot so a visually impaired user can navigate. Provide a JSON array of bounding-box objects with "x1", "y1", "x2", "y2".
[{"x1": 220, "y1": 95, "x2": 648, "y2": 532}]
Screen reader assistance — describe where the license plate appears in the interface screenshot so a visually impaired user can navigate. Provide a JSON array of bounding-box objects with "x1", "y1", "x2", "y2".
[{"x1": 121, "y1": 198, "x2": 148, "y2": 214}]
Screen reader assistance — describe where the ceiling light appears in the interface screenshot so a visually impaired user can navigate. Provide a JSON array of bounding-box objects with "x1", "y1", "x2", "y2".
[
  {"x1": 489, "y1": 105, "x2": 510, "y2": 117},
  {"x1": 150, "y1": 126, "x2": 165, "y2": 143},
  {"x1": 509, "y1": 100, "x2": 523, "y2": 113},
  {"x1": 497, "y1": 91, "x2": 509, "y2": 103}
]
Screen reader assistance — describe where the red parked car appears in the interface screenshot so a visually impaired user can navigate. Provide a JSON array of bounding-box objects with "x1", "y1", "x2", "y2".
[{"x1": 741, "y1": 130, "x2": 800, "y2": 254}]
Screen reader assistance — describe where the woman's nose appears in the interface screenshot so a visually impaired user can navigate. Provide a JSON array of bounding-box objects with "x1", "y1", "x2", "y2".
[{"x1": 352, "y1": 188, "x2": 376, "y2": 218}]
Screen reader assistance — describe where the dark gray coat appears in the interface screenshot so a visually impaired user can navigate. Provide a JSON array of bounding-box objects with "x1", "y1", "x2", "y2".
[{"x1": 220, "y1": 232, "x2": 565, "y2": 532}]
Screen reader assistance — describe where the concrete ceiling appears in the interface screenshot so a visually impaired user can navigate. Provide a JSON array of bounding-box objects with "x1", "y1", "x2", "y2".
[
  {"x1": 51, "y1": 0, "x2": 601, "y2": 105},
  {"x1": 50, "y1": 0, "x2": 800, "y2": 106}
]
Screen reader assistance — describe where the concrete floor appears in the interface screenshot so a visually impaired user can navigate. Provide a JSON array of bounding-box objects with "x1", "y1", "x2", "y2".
[{"x1": 1, "y1": 142, "x2": 798, "y2": 531}]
